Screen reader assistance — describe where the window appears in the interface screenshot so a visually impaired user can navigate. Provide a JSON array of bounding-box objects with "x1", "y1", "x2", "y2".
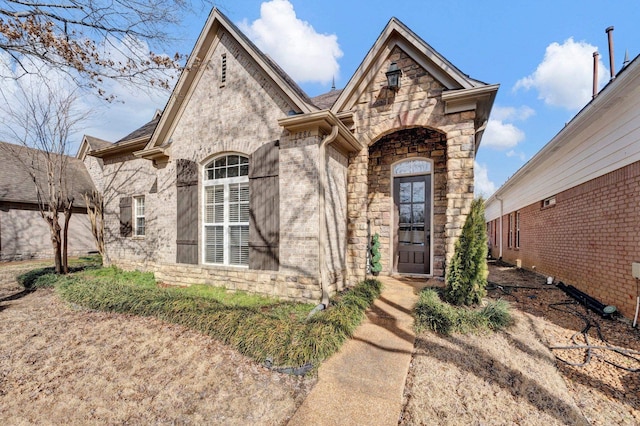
[
  {"x1": 134, "y1": 196, "x2": 145, "y2": 237},
  {"x1": 508, "y1": 213, "x2": 514, "y2": 248},
  {"x1": 542, "y1": 196, "x2": 556, "y2": 208},
  {"x1": 203, "y1": 154, "x2": 249, "y2": 266},
  {"x1": 515, "y1": 211, "x2": 520, "y2": 249}
]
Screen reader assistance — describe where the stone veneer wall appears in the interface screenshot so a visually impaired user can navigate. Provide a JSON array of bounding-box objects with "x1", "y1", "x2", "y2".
[
  {"x1": 346, "y1": 46, "x2": 476, "y2": 281},
  {"x1": 367, "y1": 128, "x2": 448, "y2": 276}
]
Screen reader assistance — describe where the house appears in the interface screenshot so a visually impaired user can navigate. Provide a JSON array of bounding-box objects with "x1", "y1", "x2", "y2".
[
  {"x1": 485, "y1": 54, "x2": 640, "y2": 318},
  {"x1": 0, "y1": 141, "x2": 96, "y2": 261},
  {"x1": 78, "y1": 8, "x2": 498, "y2": 303}
]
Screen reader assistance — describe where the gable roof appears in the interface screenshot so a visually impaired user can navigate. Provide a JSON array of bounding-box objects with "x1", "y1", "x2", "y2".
[
  {"x1": 141, "y1": 8, "x2": 317, "y2": 155},
  {"x1": 311, "y1": 89, "x2": 343, "y2": 110},
  {"x1": 1, "y1": 141, "x2": 95, "y2": 207},
  {"x1": 332, "y1": 17, "x2": 498, "y2": 130}
]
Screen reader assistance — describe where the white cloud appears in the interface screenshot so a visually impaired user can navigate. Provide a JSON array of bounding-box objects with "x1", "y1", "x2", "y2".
[
  {"x1": 491, "y1": 105, "x2": 535, "y2": 122},
  {"x1": 506, "y1": 150, "x2": 527, "y2": 162},
  {"x1": 482, "y1": 119, "x2": 525, "y2": 150},
  {"x1": 474, "y1": 162, "x2": 496, "y2": 198},
  {"x1": 514, "y1": 38, "x2": 608, "y2": 110},
  {"x1": 239, "y1": 0, "x2": 342, "y2": 84}
]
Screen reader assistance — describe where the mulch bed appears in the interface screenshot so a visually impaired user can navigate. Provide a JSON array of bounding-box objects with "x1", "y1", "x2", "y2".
[{"x1": 487, "y1": 260, "x2": 640, "y2": 425}]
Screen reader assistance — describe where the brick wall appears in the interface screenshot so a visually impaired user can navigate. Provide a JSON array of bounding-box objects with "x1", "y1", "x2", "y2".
[
  {"x1": 99, "y1": 28, "x2": 326, "y2": 301},
  {"x1": 495, "y1": 160, "x2": 640, "y2": 318}
]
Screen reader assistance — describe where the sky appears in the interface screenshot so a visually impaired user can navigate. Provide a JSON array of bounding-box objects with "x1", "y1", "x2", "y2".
[{"x1": 12, "y1": 0, "x2": 640, "y2": 196}]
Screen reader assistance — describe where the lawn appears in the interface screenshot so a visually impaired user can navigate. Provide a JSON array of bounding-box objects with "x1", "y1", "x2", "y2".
[{"x1": 20, "y1": 263, "x2": 381, "y2": 370}]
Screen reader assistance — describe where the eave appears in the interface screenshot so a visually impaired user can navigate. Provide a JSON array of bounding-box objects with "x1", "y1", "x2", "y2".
[
  {"x1": 88, "y1": 138, "x2": 148, "y2": 159},
  {"x1": 278, "y1": 110, "x2": 364, "y2": 154},
  {"x1": 442, "y1": 84, "x2": 499, "y2": 151}
]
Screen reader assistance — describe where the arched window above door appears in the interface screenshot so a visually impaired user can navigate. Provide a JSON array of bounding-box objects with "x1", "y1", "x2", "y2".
[{"x1": 393, "y1": 159, "x2": 432, "y2": 176}]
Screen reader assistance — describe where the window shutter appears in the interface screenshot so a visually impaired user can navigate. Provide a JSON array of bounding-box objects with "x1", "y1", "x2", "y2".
[
  {"x1": 119, "y1": 197, "x2": 132, "y2": 237},
  {"x1": 176, "y1": 159, "x2": 198, "y2": 264},
  {"x1": 249, "y1": 140, "x2": 279, "y2": 270}
]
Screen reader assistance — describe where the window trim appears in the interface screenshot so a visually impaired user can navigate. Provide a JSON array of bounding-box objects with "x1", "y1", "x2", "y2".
[
  {"x1": 507, "y1": 213, "x2": 514, "y2": 249},
  {"x1": 515, "y1": 211, "x2": 520, "y2": 249},
  {"x1": 542, "y1": 196, "x2": 556, "y2": 209},
  {"x1": 133, "y1": 195, "x2": 145, "y2": 237},
  {"x1": 202, "y1": 154, "x2": 249, "y2": 267}
]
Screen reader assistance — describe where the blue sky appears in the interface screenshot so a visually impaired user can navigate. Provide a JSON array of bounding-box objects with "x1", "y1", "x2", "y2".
[{"x1": 78, "y1": 0, "x2": 640, "y2": 195}]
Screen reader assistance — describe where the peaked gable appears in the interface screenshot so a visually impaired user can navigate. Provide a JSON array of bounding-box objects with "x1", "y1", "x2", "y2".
[
  {"x1": 332, "y1": 17, "x2": 493, "y2": 114},
  {"x1": 141, "y1": 8, "x2": 317, "y2": 155}
]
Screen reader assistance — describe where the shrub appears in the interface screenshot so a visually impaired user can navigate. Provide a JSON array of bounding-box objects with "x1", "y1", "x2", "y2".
[
  {"x1": 370, "y1": 233, "x2": 382, "y2": 274},
  {"x1": 53, "y1": 267, "x2": 382, "y2": 371},
  {"x1": 444, "y1": 197, "x2": 489, "y2": 306},
  {"x1": 415, "y1": 288, "x2": 511, "y2": 335}
]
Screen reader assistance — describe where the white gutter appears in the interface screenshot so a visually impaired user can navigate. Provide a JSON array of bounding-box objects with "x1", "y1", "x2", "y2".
[{"x1": 318, "y1": 125, "x2": 339, "y2": 308}]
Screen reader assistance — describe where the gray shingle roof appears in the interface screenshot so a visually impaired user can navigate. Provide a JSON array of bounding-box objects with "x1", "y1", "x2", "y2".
[
  {"x1": 84, "y1": 135, "x2": 113, "y2": 150},
  {"x1": 311, "y1": 89, "x2": 343, "y2": 109},
  {"x1": 115, "y1": 117, "x2": 160, "y2": 144},
  {"x1": 0, "y1": 141, "x2": 96, "y2": 207}
]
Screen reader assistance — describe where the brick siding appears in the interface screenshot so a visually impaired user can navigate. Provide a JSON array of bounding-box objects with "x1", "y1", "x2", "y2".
[{"x1": 492, "y1": 160, "x2": 640, "y2": 318}]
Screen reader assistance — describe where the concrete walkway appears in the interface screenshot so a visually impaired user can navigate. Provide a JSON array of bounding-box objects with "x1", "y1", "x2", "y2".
[{"x1": 288, "y1": 276, "x2": 434, "y2": 426}]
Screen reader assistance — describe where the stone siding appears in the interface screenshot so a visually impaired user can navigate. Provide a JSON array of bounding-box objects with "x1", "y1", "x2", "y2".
[
  {"x1": 346, "y1": 46, "x2": 476, "y2": 279},
  {"x1": 115, "y1": 259, "x2": 322, "y2": 302},
  {"x1": 368, "y1": 128, "x2": 448, "y2": 276}
]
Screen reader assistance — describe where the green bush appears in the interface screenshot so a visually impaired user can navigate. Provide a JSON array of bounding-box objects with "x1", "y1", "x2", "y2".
[
  {"x1": 415, "y1": 288, "x2": 511, "y2": 335},
  {"x1": 370, "y1": 233, "x2": 382, "y2": 273},
  {"x1": 52, "y1": 267, "x2": 382, "y2": 371},
  {"x1": 444, "y1": 198, "x2": 489, "y2": 306}
]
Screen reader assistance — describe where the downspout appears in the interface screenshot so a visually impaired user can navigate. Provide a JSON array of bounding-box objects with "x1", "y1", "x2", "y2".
[
  {"x1": 496, "y1": 195, "x2": 503, "y2": 259},
  {"x1": 318, "y1": 125, "x2": 339, "y2": 309}
]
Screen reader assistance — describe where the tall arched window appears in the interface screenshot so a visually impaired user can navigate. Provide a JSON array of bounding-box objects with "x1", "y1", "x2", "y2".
[{"x1": 203, "y1": 154, "x2": 249, "y2": 266}]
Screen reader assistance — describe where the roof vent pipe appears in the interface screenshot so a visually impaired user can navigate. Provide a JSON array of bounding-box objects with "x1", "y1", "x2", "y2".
[
  {"x1": 606, "y1": 26, "x2": 615, "y2": 80},
  {"x1": 592, "y1": 51, "x2": 599, "y2": 99}
]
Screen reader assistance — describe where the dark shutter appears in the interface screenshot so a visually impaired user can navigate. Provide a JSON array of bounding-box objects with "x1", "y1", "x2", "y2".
[
  {"x1": 119, "y1": 197, "x2": 132, "y2": 237},
  {"x1": 249, "y1": 140, "x2": 280, "y2": 270},
  {"x1": 176, "y1": 159, "x2": 198, "y2": 264}
]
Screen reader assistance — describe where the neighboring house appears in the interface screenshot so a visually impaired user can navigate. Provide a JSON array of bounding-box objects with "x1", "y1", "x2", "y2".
[
  {"x1": 485, "y1": 55, "x2": 640, "y2": 318},
  {"x1": 0, "y1": 141, "x2": 96, "y2": 261},
  {"x1": 78, "y1": 8, "x2": 498, "y2": 302}
]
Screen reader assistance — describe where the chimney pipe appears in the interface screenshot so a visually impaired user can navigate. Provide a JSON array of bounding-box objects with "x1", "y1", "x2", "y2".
[
  {"x1": 593, "y1": 51, "x2": 599, "y2": 99},
  {"x1": 606, "y1": 26, "x2": 615, "y2": 80}
]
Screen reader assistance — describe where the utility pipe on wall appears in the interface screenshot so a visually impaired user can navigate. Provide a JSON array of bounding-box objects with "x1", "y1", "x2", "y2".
[
  {"x1": 318, "y1": 125, "x2": 339, "y2": 309},
  {"x1": 496, "y1": 196, "x2": 504, "y2": 259}
]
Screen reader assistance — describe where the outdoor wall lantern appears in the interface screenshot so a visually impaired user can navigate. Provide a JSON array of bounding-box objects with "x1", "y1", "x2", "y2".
[{"x1": 386, "y1": 62, "x2": 402, "y2": 91}]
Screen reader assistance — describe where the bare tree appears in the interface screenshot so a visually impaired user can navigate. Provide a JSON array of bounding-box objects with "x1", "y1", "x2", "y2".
[
  {"x1": 83, "y1": 190, "x2": 108, "y2": 264},
  {"x1": 0, "y1": 0, "x2": 211, "y2": 98},
  {"x1": 0, "y1": 80, "x2": 90, "y2": 273}
]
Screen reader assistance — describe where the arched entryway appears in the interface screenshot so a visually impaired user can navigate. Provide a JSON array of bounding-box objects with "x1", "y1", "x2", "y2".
[{"x1": 367, "y1": 127, "x2": 447, "y2": 277}]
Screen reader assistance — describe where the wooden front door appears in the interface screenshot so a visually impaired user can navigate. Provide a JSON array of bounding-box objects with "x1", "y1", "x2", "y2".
[{"x1": 394, "y1": 175, "x2": 431, "y2": 274}]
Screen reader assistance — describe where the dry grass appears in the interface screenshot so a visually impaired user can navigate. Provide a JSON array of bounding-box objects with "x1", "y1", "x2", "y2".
[
  {"x1": 0, "y1": 265, "x2": 315, "y2": 425},
  {"x1": 402, "y1": 262, "x2": 640, "y2": 425},
  {"x1": 402, "y1": 310, "x2": 588, "y2": 425}
]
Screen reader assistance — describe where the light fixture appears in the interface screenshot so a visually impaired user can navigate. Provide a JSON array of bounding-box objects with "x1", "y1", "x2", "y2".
[{"x1": 385, "y1": 62, "x2": 402, "y2": 91}]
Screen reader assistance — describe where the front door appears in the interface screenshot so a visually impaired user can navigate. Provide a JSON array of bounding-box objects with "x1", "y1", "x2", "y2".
[{"x1": 394, "y1": 175, "x2": 431, "y2": 274}]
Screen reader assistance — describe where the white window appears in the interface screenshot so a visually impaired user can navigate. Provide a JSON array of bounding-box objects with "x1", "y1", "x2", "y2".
[
  {"x1": 134, "y1": 196, "x2": 145, "y2": 237},
  {"x1": 542, "y1": 196, "x2": 556, "y2": 208},
  {"x1": 203, "y1": 154, "x2": 249, "y2": 266}
]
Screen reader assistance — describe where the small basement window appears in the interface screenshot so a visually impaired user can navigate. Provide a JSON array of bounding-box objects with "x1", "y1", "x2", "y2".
[{"x1": 542, "y1": 196, "x2": 556, "y2": 208}]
